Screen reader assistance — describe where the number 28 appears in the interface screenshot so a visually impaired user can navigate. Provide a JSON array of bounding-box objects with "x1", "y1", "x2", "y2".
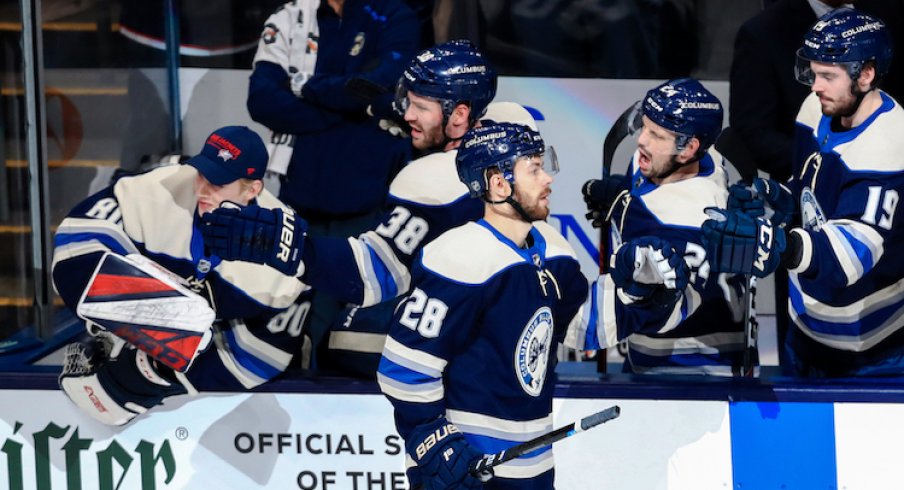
[{"x1": 399, "y1": 288, "x2": 448, "y2": 338}]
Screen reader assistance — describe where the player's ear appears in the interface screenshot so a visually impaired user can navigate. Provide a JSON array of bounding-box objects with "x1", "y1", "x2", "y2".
[
  {"x1": 486, "y1": 169, "x2": 508, "y2": 199},
  {"x1": 446, "y1": 103, "x2": 472, "y2": 139},
  {"x1": 245, "y1": 179, "x2": 264, "y2": 200},
  {"x1": 858, "y1": 63, "x2": 877, "y2": 90},
  {"x1": 679, "y1": 137, "x2": 701, "y2": 164}
]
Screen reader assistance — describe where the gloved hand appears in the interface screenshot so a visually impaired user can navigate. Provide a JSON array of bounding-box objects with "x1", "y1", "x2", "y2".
[
  {"x1": 582, "y1": 175, "x2": 627, "y2": 228},
  {"x1": 701, "y1": 207, "x2": 786, "y2": 278},
  {"x1": 368, "y1": 91, "x2": 410, "y2": 138},
  {"x1": 289, "y1": 69, "x2": 313, "y2": 97},
  {"x1": 200, "y1": 202, "x2": 306, "y2": 277},
  {"x1": 609, "y1": 237, "x2": 689, "y2": 306},
  {"x1": 727, "y1": 182, "x2": 765, "y2": 217},
  {"x1": 407, "y1": 418, "x2": 490, "y2": 490},
  {"x1": 726, "y1": 179, "x2": 796, "y2": 229},
  {"x1": 753, "y1": 178, "x2": 795, "y2": 228}
]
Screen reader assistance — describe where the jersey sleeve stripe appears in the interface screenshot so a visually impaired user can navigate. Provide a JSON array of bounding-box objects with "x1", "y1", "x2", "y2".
[
  {"x1": 355, "y1": 232, "x2": 410, "y2": 306},
  {"x1": 822, "y1": 220, "x2": 884, "y2": 286},
  {"x1": 328, "y1": 331, "x2": 387, "y2": 354},
  {"x1": 221, "y1": 321, "x2": 291, "y2": 383},
  {"x1": 789, "y1": 300, "x2": 904, "y2": 352},
  {"x1": 491, "y1": 452, "x2": 555, "y2": 480},
  {"x1": 376, "y1": 371, "x2": 444, "y2": 403},
  {"x1": 790, "y1": 274, "x2": 904, "y2": 322},
  {"x1": 382, "y1": 335, "x2": 447, "y2": 375},
  {"x1": 628, "y1": 331, "x2": 745, "y2": 355},
  {"x1": 446, "y1": 409, "x2": 552, "y2": 439}
]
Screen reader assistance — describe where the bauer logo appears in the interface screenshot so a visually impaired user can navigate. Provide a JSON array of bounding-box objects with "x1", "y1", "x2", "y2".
[
  {"x1": 1, "y1": 421, "x2": 177, "y2": 489},
  {"x1": 515, "y1": 307, "x2": 553, "y2": 397}
]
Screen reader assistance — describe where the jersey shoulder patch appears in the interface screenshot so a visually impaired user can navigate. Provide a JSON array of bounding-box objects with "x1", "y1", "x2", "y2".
[
  {"x1": 389, "y1": 150, "x2": 469, "y2": 206},
  {"x1": 420, "y1": 222, "x2": 525, "y2": 285}
]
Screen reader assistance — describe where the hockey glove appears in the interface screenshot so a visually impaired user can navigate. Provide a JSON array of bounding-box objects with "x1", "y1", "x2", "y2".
[
  {"x1": 200, "y1": 203, "x2": 306, "y2": 277},
  {"x1": 609, "y1": 237, "x2": 689, "y2": 306},
  {"x1": 59, "y1": 339, "x2": 186, "y2": 426},
  {"x1": 368, "y1": 91, "x2": 410, "y2": 138},
  {"x1": 582, "y1": 175, "x2": 628, "y2": 229},
  {"x1": 701, "y1": 207, "x2": 786, "y2": 278},
  {"x1": 407, "y1": 418, "x2": 491, "y2": 489},
  {"x1": 753, "y1": 178, "x2": 796, "y2": 228},
  {"x1": 727, "y1": 182, "x2": 765, "y2": 217}
]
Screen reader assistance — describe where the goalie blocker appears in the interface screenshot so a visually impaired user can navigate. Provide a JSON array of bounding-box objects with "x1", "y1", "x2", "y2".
[{"x1": 75, "y1": 253, "x2": 215, "y2": 372}]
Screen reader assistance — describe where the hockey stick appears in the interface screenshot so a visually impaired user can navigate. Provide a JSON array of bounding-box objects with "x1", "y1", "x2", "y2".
[
  {"x1": 469, "y1": 405, "x2": 621, "y2": 475},
  {"x1": 595, "y1": 100, "x2": 643, "y2": 372},
  {"x1": 714, "y1": 127, "x2": 760, "y2": 377},
  {"x1": 602, "y1": 100, "x2": 643, "y2": 177}
]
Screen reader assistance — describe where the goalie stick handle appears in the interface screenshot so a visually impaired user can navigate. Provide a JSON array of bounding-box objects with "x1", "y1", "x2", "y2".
[{"x1": 469, "y1": 406, "x2": 621, "y2": 475}]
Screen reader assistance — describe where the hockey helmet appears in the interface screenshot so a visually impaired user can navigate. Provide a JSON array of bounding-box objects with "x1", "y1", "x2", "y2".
[
  {"x1": 795, "y1": 8, "x2": 893, "y2": 87},
  {"x1": 396, "y1": 40, "x2": 498, "y2": 122},
  {"x1": 641, "y1": 78, "x2": 723, "y2": 154},
  {"x1": 456, "y1": 123, "x2": 557, "y2": 198}
]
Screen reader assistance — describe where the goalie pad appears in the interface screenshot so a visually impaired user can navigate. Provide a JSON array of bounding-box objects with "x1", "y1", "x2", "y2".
[{"x1": 76, "y1": 253, "x2": 215, "y2": 372}]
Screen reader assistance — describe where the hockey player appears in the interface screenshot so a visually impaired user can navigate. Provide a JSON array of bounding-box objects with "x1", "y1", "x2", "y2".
[
  {"x1": 702, "y1": 9, "x2": 904, "y2": 377},
  {"x1": 573, "y1": 78, "x2": 749, "y2": 375},
  {"x1": 54, "y1": 126, "x2": 306, "y2": 426},
  {"x1": 377, "y1": 122, "x2": 687, "y2": 488},
  {"x1": 377, "y1": 122, "x2": 584, "y2": 488},
  {"x1": 203, "y1": 41, "x2": 536, "y2": 376}
]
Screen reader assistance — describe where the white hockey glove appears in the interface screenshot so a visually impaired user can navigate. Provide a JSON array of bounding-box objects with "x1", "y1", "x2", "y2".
[
  {"x1": 610, "y1": 237, "x2": 689, "y2": 307},
  {"x1": 76, "y1": 253, "x2": 215, "y2": 373},
  {"x1": 59, "y1": 339, "x2": 187, "y2": 426}
]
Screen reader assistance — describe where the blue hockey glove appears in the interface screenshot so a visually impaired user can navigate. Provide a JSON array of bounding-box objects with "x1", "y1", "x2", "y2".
[
  {"x1": 582, "y1": 175, "x2": 628, "y2": 228},
  {"x1": 407, "y1": 418, "x2": 490, "y2": 490},
  {"x1": 200, "y1": 203, "x2": 306, "y2": 277},
  {"x1": 753, "y1": 178, "x2": 796, "y2": 229},
  {"x1": 610, "y1": 237, "x2": 690, "y2": 306},
  {"x1": 727, "y1": 182, "x2": 765, "y2": 217},
  {"x1": 701, "y1": 208, "x2": 786, "y2": 278}
]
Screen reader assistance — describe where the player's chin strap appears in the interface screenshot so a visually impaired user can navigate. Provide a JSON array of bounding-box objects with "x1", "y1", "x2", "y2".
[{"x1": 485, "y1": 185, "x2": 534, "y2": 223}]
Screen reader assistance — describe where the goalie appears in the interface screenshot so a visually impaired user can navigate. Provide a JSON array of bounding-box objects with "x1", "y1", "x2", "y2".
[{"x1": 52, "y1": 126, "x2": 306, "y2": 426}]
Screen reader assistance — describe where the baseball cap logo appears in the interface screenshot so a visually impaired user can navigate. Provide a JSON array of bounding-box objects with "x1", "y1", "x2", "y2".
[
  {"x1": 208, "y1": 134, "x2": 242, "y2": 162},
  {"x1": 218, "y1": 149, "x2": 234, "y2": 161}
]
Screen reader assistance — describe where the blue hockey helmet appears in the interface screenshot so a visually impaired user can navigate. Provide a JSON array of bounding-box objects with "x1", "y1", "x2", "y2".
[
  {"x1": 641, "y1": 78, "x2": 723, "y2": 155},
  {"x1": 795, "y1": 8, "x2": 893, "y2": 87},
  {"x1": 456, "y1": 122, "x2": 557, "y2": 198},
  {"x1": 396, "y1": 40, "x2": 498, "y2": 123}
]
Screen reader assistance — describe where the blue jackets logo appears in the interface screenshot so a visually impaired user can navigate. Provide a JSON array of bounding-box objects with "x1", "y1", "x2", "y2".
[{"x1": 516, "y1": 307, "x2": 553, "y2": 397}]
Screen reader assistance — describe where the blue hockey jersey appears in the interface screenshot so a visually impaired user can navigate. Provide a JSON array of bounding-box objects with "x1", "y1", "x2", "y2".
[
  {"x1": 378, "y1": 219, "x2": 587, "y2": 487},
  {"x1": 303, "y1": 103, "x2": 535, "y2": 373},
  {"x1": 567, "y1": 151, "x2": 748, "y2": 376},
  {"x1": 52, "y1": 165, "x2": 307, "y2": 390},
  {"x1": 786, "y1": 91, "x2": 904, "y2": 376}
]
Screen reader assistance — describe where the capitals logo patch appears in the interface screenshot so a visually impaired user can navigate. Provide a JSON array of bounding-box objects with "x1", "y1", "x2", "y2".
[{"x1": 515, "y1": 307, "x2": 553, "y2": 397}]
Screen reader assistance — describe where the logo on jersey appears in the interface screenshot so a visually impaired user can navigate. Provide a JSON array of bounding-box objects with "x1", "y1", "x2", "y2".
[
  {"x1": 515, "y1": 307, "x2": 553, "y2": 397},
  {"x1": 261, "y1": 23, "x2": 278, "y2": 44},
  {"x1": 801, "y1": 187, "x2": 826, "y2": 231}
]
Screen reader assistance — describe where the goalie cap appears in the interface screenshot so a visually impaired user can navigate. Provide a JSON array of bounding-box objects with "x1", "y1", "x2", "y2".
[{"x1": 187, "y1": 126, "x2": 267, "y2": 185}]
